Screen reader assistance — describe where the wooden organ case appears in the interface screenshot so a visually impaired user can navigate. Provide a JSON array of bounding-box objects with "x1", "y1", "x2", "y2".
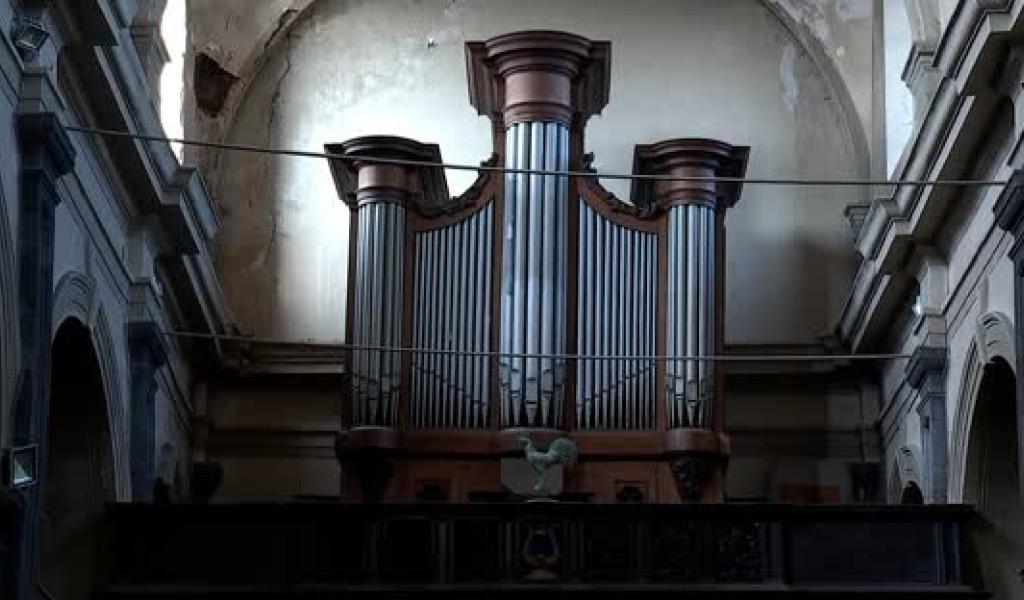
[{"x1": 329, "y1": 31, "x2": 749, "y2": 503}]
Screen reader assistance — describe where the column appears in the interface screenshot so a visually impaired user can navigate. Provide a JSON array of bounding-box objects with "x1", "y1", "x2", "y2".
[
  {"x1": 9, "y1": 111, "x2": 75, "y2": 600},
  {"x1": 906, "y1": 345, "x2": 949, "y2": 503},
  {"x1": 128, "y1": 321, "x2": 167, "y2": 502},
  {"x1": 633, "y1": 139, "x2": 747, "y2": 502},
  {"x1": 467, "y1": 31, "x2": 609, "y2": 430}
]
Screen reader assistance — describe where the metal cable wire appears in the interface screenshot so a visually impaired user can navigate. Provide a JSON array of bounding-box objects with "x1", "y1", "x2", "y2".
[
  {"x1": 164, "y1": 330, "x2": 910, "y2": 362},
  {"x1": 66, "y1": 125, "x2": 1014, "y2": 188}
]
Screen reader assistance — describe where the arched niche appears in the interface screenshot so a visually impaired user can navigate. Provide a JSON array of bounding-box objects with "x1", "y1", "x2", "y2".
[
  {"x1": 900, "y1": 481, "x2": 925, "y2": 505},
  {"x1": 50, "y1": 272, "x2": 129, "y2": 498},
  {"x1": 951, "y1": 311, "x2": 1018, "y2": 500},
  {"x1": 960, "y1": 357, "x2": 1023, "y2": 599},
  {"x1": 39, "y1": 318, "x2": 116, "y2": 600},
  {"x1": 887, "y1": 444, "x2": 924, "y2": 504}
]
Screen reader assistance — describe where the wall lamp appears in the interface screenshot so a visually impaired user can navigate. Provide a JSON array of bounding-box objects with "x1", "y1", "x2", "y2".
[{"x1": 10, "y1": 15, "x2": 49, "y2": 62}]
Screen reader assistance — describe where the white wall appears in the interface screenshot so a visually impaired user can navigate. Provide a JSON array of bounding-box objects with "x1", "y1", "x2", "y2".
[
  {"x1": 214, "y1": 0, "x2": 870, "y2": 345},
  {"x1": 883, "y1": 0, "x2": 913, "y2": 175}
]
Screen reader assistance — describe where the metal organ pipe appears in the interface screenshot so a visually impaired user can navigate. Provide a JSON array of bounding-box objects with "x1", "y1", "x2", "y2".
[
  {"x1": 349, "y1": 193, "x2": 406, "y2": 427},
  {"x1": 634, "y1": 137, "x2": 746, "y2": 440},
  {"x1": 500, "y1": 121, "x2": 569, "y2": 428},
  {"x1": 575, "y1": 202, "x2": 657, "y2": 430},
  {"x1": 410, "y1": 205, "x2": 493, "y2": 429},
  {"x1": 328, "y1": 136, "x2": 465, "y2": 433},
  {"x1": 465, "y1": 31, "x2": 610, "y2": 430},
  {"x1": 665, "y1": 201, "x2": 717, "y2": 429}
]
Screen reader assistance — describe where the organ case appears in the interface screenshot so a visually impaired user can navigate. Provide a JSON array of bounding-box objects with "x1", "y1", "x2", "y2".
[{"x1": 329, "y1": 31, "x2": 748, "y2": 503}]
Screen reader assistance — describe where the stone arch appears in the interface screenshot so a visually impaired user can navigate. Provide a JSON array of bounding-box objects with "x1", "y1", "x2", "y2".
[
  {"x1": 205, "y1": 0, "x2": 870, "y2": 344},
  {"x1": 190, "y1": 0, "x2": 870, "y2": 192},
  {"x1": 976, "y1": 311, "x2": 1016, "y2": 370},
  {"x1": 951, "y1": 311, "x2": 1018, "y2": 501},
  {"x1": 51, "y1": 272, "x2": 129, "y2": 499},
  {"x1": 887, "y1": 444, "x2": 924, "y2": 503},
  {"x1": 959, "y1": 355, "x2": 1021, "y2": 598},
  {"x1": 0, "y1": 148, "x2": 18, "y2": 450},
  {"x1": 41, "y1": 317, "x2": 117, "y2": 600},
  {"x1": 51, "y1": 272, "x2": 98, "y2": 332}
]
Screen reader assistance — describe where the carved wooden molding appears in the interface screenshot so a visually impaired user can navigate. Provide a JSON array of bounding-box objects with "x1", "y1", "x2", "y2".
[{"x1": 466, "y1": 30, "x2": 610, "y2": 126}]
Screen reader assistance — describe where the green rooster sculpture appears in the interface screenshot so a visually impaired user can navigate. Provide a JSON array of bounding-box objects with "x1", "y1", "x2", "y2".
[{"x1": 518, "y1": 432, "x2": 578, "y2": 497}]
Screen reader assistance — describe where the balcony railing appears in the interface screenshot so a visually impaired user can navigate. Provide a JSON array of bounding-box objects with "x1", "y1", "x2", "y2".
[{"x1": 103, "y1": 502, "x2": 980, "y2": 597}]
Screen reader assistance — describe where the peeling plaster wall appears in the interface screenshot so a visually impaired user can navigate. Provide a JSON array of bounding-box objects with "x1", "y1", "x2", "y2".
[
  {"x1": 183, "y1": 0, "x2": 315, "y2": 180},
  {"x1": 767, "y1": 0, "x2": 875, "y2": 161},
  {"x1": 193, "y1": 0, "x2": 870, "y2": 345}
]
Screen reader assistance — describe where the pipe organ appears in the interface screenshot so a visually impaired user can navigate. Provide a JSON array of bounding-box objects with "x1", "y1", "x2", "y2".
[{"x1": 330, "y1": 31, "x2": 748, "y2": 504}]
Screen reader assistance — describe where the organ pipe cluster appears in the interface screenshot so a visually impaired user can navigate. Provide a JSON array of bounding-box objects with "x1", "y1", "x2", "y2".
[
  {"x1": 665, "y1": 202, "x2": 716, "y2": 428},
  {"x1": 330, "y1": 32, "x2": 748, "y2": 443},
  {"x1": 350, "y1": 195, "x2": 405, "y2": 426},
  {"x1": 500, "y1": 121, "x2": 571, "y2": 428},
  {"x1": 576, "y1": 202, "x2": 658, "y2": 430},
  {"x1": 410, "y1": 204, "x2": 493, "y2": 428}
]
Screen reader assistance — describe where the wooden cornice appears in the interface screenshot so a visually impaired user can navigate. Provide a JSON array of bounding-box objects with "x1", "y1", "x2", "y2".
[
  {"x1": 465, "y1": 30, "x2": 611, "y2": 125},
  {"x1": 325, "y1": 135, "x2": 450, "y2": 215}
]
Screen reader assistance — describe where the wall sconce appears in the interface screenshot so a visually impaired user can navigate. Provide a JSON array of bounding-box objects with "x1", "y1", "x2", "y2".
[
  {"x1": 2, "y1": 445, "x2": 38, "y2": 489},
  {"x1": 10, "y1": 15, "x2": 49, "y2": 62}
]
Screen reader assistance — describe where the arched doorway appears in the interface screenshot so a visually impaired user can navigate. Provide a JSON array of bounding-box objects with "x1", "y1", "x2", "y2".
[
  {"x1": 964, "y1": 358, "x2": 1023, "y2": 599},
  {"x1": 900, "y1": 482, "x2": 924, "y2": 505},
  {"x1": 39, "y1": 319, "x2": 115, "y2": 600}
]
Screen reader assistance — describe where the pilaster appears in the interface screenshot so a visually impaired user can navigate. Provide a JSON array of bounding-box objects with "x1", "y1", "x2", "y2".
[
  {"x1": 9, "y1": 110, "x2": 74, "y2": 600},
  {"x1": 128, "y1": 321, "x2": 167, "y2": 502},
  {"x1": 905, "y1": 345, "x2": 948, "y2": 503}
]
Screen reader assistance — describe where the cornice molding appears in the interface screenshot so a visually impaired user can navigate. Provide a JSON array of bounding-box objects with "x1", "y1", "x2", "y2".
[
  {"x1": 15, "y1": 110, "x2": 75, "y2": 180},
  {"x1": 325, "y1": 136, "x2": 451, "y2": 216},
  {"x1": 837, "y1": 0, "x2": 1024, "y2": 351},
  {"x1": 466, "y1": 30, "x2": 610, "y2": 126},
  {"x1": 905, "y1": 345, "x2": 948, "y2": 390},
  {"x1": 993, "y1": 169, "x2": 1024, "y2": 263},
  {"x1": 630, "y1": 138, "x2": 749, "y2": 213}
]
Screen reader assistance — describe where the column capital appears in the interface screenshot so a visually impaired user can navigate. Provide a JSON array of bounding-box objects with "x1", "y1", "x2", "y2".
[
  {"x1": 466, "y1": 30, "x2": 610, "y2": 126},
  {"x1": 994, "y1": 170, "x2": 1024, "y2": 266},
  {"x1": 127, "y1": 321, "x2": 167, "y2": 370},
  {"x1": 325, "y1": 136, "x2": 449, "y2": 215},
  {"x1": 905, "y1": 345, "x2": 947, "y2": 390},
  {"x1": 15, "y1": 112, "x2": 75, "y2": 185},
  {"x1": 631, "y1": 138, "x2": 750, "y2": 212}
]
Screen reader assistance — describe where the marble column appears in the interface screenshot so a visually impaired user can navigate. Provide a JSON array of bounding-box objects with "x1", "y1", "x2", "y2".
[
  {"x1": 128, "y1": 321, "x2": 167, "y2": 502},
  {"x1": 9, "y1": 111, "x2": 75, "y2": 600},
  {"x1": 906, "y1": 345, "x2": 949, "y2": 503},
  {"x1": 992, "y1": 168, "x2": 1024, "y2": 496}
]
